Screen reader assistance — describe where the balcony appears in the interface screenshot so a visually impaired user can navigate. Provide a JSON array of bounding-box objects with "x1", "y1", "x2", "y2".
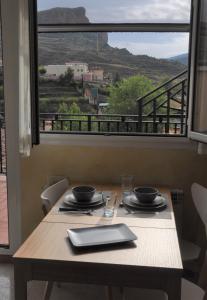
[{"x1": 40, "y1": 70, "x2": 188, "y2": 137}]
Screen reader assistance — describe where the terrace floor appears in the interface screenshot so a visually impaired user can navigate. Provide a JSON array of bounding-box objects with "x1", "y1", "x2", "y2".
[{"x1": 0, "y1": 175, "x2": 9, "y2": 246}]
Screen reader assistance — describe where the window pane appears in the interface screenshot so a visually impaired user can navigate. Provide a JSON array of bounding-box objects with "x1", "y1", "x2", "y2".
[
  {"x1": 38, "y1": 31, "x2": 189, "y2": 135},
  {"x1": 193, "y1": 0, "x2": 207, "y2": 134},
  {"x1": 37, "y1": 0, "x2": 191, "y2": 24}
]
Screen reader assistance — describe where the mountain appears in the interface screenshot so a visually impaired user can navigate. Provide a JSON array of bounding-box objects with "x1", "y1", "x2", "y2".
[
  {"x1": 38, "y1": 7, "x2": 89, "y2": 24},
  {"x1": 168, "y1": 53, "x2": 188, "y2": 65},
  {"x1": 38, "y1": 7, "x2": 187, "y2": 82}
]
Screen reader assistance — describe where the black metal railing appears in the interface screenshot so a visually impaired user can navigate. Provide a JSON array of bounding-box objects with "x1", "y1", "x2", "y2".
[
  {"x1": 137, "y1": 70, "x2": 188, "y2": 135},
  {"x1": 0, "y1": 112, "x2": 6, "y2": 174},
  {"x1": 40, "y1": 112, "x2": 186, "y2": 136},
  {"x1": 40, "y1": 70, "x2": 188, "y2": 136}
]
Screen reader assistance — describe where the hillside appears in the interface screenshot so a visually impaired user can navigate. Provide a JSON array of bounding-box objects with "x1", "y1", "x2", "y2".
[
  {"x1": 168, "y1": 53, "x2": 188, "y2": 65},
  {"x1": 38, "y1": 7, "x2": 187, "y2": 82}
]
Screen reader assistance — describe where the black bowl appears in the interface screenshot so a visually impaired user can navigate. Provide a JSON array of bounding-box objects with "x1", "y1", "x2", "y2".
[
  {"x1": 72, "y1": 186, "x2": 96, "y2": 202},
  {"x1": 133, "y1": 187, "x2": 158, "y2": 203}
]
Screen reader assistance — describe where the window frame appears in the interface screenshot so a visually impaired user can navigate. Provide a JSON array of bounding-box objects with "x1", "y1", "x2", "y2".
[
  {"x1": 35, "y1": 1, "x2": 192, "y2": 141},
  {"x1": 188, "y1": 0, "x2": 207, "y2": 143}
]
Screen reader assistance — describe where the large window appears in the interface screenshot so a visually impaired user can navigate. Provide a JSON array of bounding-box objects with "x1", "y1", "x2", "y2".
[{"x1": 37, "y1": 0, "x2": 191, "y2": 137}]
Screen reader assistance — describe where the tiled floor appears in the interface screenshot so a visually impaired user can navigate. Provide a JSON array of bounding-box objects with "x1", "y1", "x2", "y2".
[{"x1": 0, "y1": 175, "x2": 9, "y2": 246}]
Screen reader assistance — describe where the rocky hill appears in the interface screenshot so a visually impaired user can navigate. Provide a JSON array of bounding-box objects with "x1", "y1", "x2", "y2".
[
  {"x1": 38, "y1": 7, "x2": 187, "y2": 82},
  {"x1": 38, "y1": 7, "x2": 89, "y2": 24},
  {"x1": 168, "y1": 53, "x2": 188, "y2": 65}
]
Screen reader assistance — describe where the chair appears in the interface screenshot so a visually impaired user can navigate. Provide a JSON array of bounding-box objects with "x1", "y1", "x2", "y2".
[
  {"x1": 41, "y1": 178, "x2": 69, "y2": 216},
  {"x1": 180, "y1": 183, "x2": 207, "y2": 278},
  {"x1": 119, "y1": 279, "x2": 206, "y2": 300},
  {"x1": 41, "y1": 179, "x2": 112, "y2": 300},
  {"x1": 117, "y1": 251, "x2": 207, "y2": 300},
  {"x1": 41, "y1": 178, "x2": 69, "y2": 300},
  {"x1": 116, "y1": 183, "x2": 207, "y2": 300}
]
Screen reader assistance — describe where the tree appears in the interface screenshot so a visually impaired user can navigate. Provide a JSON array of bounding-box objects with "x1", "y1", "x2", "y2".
[
  {"x1": 58, "y1": 67, "x2": 74, "y2": 86},
  {"x1": 0, "y1": 86, "x2": 4, "y2": 99},
  {"x1": 113, "y1": 72, "x2": 121, "y2": 85},
  {"x1": 39, "y1": 66, "x2": 46, "y2": 76},
  {"x1": 107, "y1": 75, "x2": 155, "y2": 115},
  {"x1": 55, "y1": 102, "x2": 88, "y2": 131}
]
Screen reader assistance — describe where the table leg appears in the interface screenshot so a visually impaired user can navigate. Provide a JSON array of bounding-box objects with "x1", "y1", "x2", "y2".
[
  {"x1": 14, "y1": 261, "x2": 30, "y2": 300},
  {"x1": 119, "y1": 287, "x2": 126, "y2": 300},
  {"x1": 165, "y1": 277, "x2": 181, "y2": 300},
  {"x1": 105, "y1": 286, "x2": 113, "y2": 300}
]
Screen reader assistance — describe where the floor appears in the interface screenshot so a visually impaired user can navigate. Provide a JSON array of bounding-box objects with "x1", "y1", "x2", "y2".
[
  {"x1": 0, "y1": 175, "x2": 9, "y2": 246},
  {"x1": 0, "y1": 263, "x2": 205, "y2": 300},
  {"x1": 0, "y1": 263, "x2": 168, "y2": 300},
  {"x1": 0, "y1": 263, "x2": 107, "y2": 300}
]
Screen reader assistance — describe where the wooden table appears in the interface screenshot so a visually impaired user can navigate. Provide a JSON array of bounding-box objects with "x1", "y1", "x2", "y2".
[{"x1": 13, "y1": 185, "x2": 183, "y2": 300}]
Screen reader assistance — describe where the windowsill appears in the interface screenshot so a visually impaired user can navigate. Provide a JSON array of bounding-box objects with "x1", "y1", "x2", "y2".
[{"x1": 40, "y1": 133, "x2": 196, "y2": 150}]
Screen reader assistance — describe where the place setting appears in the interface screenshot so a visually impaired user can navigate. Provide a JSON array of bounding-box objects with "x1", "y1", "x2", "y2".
[
  {"x1": 117, "y1": 186, "x2": 170, "y2": 219},
  {"x1": 116, "y1": 176, "x2": 170, "y2": 219},
  {"x1": 122, "y1": 187, "x2": 167, "y2": 212},
  {"x1": 59, "y1": 185, "x2": 109, "y2": 215}
]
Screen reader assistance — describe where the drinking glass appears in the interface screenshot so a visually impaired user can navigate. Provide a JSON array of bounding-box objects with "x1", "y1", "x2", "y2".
[
  {"x1": 121, "y1": 175, "x2": 134, "y2": 193},
  {"x1": 104, "y1": 194, "x2": 117, "y2": 218}
]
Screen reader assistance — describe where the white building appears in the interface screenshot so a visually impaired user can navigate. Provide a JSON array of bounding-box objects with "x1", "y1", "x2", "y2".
[
  {"x1": 45, "y1": 65, "x2": 68, "y2": 78},
  {"x1": 66, "y1": 62, "x2": 89, "y2": 80},
  {"x1": 45, "y1": 62, "x2": 89, "y2": 80}
]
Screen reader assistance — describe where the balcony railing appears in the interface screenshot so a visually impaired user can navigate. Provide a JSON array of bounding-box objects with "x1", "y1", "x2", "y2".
[
  {"x1": 40, "y1": 112, "x2": 186, "y2": 136},
  {"x1": 137, "y1": 70, "x2": 188, "y2": 135},
  {"x1": 0, "y1": 114, "x2": 6, "y2": 174},
  {"x1": 40, "y1": 70, "x2": 188, "y2": 136}
]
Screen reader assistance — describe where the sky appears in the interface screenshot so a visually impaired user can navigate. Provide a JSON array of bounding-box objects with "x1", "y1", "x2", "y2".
[{"x1": 37, "y1": 0, "x2": 191, "y2": 58}]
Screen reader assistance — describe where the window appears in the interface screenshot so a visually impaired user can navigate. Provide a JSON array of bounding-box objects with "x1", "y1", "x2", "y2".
[
  {"x1": 37, "y1": 0, "x2": 191, "y2": 24},
  {"x1": 36, "y1": 0, "x2": 192, "y2": 137},
  {"x1": 189, "y1": 0, "x2": 207, "y2": 143}
]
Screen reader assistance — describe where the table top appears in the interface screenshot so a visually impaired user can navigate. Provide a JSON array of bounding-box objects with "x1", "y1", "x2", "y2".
[
  {"x1": 14, "y1": 184, "x2": 182, "y2": 274},
  {"x1": 43, "y1": 185, "x2": 176, "y2": 229},
  {"x1": 14, "y1": 222, "x2": 182, "y2": 271}
]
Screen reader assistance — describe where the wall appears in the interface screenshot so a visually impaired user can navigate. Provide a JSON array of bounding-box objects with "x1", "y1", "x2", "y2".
[{"x1": 20, "y1": 143, "x2": 207, "y2": 241}]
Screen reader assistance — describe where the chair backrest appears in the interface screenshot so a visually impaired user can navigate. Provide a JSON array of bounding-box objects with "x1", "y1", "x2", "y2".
[
  {"x1": 191, "y1": 183, "x2": 207, "y2": 237},
  {"x1": 198, "y1": 250, "x2": 207, "y2": 299},
  {"x1": 41, "y1": 178, "x2": 69, "y2": 215}
]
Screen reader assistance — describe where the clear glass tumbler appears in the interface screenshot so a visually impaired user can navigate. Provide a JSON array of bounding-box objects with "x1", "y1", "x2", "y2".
[
  {"x1": 121, "y1": 175, "x2": 134, "y2": 193},
  {"x1": 104, "y1": 194, "x2": 116, "y2": 218}
]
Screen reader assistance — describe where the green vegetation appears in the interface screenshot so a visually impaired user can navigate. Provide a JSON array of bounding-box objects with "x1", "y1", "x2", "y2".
[
  {"x1": 54, "y1": 102, "x2": 88, "y2": 131},
  {"x1": 58, "y1": 102, "x2": 81, "y2": 115},
  {"x1": 58, "y1": 68, "x2": 74, "y2": 86},
  {"x1": 39, "y1": 66, "x2": 46, "y2": 75},
  {"x1": 0, "y1": 86, "x2": 3, "y2": 99},
  {"x1": 107, "y1": 75, "x2": 156, "y2": 115}
]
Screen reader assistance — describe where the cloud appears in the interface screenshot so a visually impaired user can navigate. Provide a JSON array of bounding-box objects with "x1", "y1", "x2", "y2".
[
  {"x1": 38, "y1": 0, "x2": 191, "y2": 23},
  {"x1": 108, "y1": 32, "x2": 189, "y2": 58}
]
